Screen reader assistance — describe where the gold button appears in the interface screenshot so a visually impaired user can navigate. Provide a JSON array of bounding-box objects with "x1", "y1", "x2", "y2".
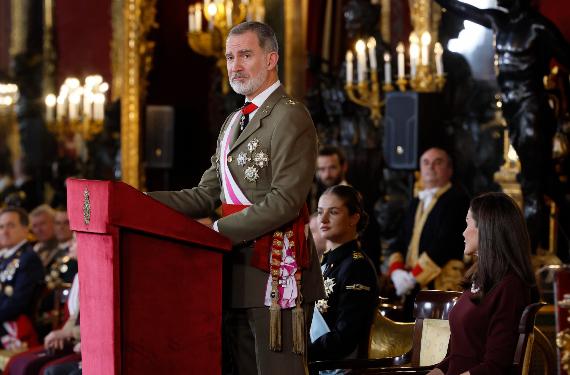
[{"x1": 227, "y1": 155, "x2": 233, "y2": 163}]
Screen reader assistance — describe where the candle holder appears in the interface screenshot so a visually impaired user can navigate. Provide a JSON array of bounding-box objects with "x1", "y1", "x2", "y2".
[
  {"x1": 409, "y1": 65, "x2": 445, "y2": 92},
  {"x1": 345, "y1": 72, "x2": 394, "y2": 127},
  {"x1": 187, "y1": 0, "x2": 265, "y2": 94},
  {"x1": 396, "y1": 77, "x2": 408, "y2": 92},
  {"x1": 45, "y1": 76, "x2": 108, "y2": 142}
]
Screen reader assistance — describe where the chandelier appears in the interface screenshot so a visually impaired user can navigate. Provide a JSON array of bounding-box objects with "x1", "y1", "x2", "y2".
[
  {"x1": 187, "y1": 0, "x2": 265, "y2": 94},
  {"x1": 45, "y1": 75, "x2": 108, "y2": 141},
  {"x1": 344, "y1": 0, "x2": 446, "y2": 124}
]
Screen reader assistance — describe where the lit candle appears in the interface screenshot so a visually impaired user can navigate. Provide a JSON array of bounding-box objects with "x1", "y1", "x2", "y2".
[
  {"x1": 195, "y1": 3, "x2": 203, "y2": 32},
  {"x1": 396, "y1": 42, "x2": 405, "y2": 79},
  {"x1": 93, "y1": 94, "x2": 105, "y2": 121},
  {"x1": 434, "y1": 42, "x2": 444, "y2": 76},
  {"x1": 355, "y1": 39, "x2": 367, "y2": 83},
  {"x1": 383, "y1": 52, "x2": 392, "y2": 84},
  {"x1": 83, "y1": 91, "x2": 93, "y2": 120},
  {"x1": 45, "y1": 94, "x2": 56, "y2": 123},
  {"x1": 409, "y1": 32, "x2": 419, "y2": 79},
  {"x1": 409, "y1": 44, "x2": 419, "y2": 79},
  {"x1": 207, "y1": 2, "x2": 217, "y2": 31},
  {"x1": 346, "y1": 51, "x2": 354, "y2": 84},
  {"x1": 68, "y1": 94, "x2": 80, "y2": 121},
  {"x1": 56, "y1": 95, "x2": 66, "y2": 121},
  {"x1": 421, "y1": 31, "x2": 431, "y2": 66},
  {"x1": 188, "y1": 5, "x2": 195, "y2": 32},
  {"x1": 226, "y1": 0, "x2": 233, "y2": 27},
  {"x1": 366, "y1": 37, "x2": 377, "y2": 70}
]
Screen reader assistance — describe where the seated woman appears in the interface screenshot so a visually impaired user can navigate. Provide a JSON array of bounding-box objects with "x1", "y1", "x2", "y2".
[
  {"x1": 309, "y1": 185, "x2": 379, "y2": 363},
  {"x1": 428, "y1": 192, "x2": 537, "y2": 375}
]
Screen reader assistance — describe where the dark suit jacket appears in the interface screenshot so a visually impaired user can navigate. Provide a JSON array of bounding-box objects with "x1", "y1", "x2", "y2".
[
  {"x1": 0, "y1": 242, "x2": 45, "y2": 322},
  {"x1": 149, "y1": 85, "x2": 325, "y2": 308},
  {"x1": 389, "y1": 184, "x2": 470, "y2": 270}
]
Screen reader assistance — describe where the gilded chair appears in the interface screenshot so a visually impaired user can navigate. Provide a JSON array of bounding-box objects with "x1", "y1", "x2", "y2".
[
  {"x1": 368, "y1": 301, "x2": 554, "y2": 375},
  {"x1": 308, "y1": 290, "x2": 461, "y2": 375}
]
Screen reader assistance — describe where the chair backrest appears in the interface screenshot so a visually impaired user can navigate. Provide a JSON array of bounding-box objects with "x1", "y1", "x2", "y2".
[
  {"x1": 368, "y1": 306, "x2": 414, "y2": 361},
  {"x1": 513, "y1": 301, "x2": 547, "y2": 375},
  {"x1": 411, "y1": 290, "x2": 462, "y2": 367}
]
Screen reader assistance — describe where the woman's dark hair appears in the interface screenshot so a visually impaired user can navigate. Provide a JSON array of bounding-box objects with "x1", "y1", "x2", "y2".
[
  {"x1": 463, "y1": 192, "x2": 536, "y2": 300},
  {"x1": 321, "y1": 185, "x2": 369, "y2": 234}
]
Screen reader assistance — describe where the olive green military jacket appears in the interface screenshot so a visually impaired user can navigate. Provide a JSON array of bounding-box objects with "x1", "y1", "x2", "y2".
[{"x1": 148, "y1": 85, "x2": 325, "y2": 307}]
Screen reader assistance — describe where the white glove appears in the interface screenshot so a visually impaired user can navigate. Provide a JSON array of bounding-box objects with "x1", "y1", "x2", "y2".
[{"x1": 391, "y1": 269, "x2": 417, "y2": 296}]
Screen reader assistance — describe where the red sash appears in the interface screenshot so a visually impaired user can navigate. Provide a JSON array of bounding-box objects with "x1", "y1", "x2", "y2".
[{"x1": 221, "y1": 204, "x2": 310, "y2": 272}]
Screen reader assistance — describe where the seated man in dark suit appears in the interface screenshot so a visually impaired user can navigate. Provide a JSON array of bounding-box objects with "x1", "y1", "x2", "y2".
[
  {"x1": 0, "y1": 207, "x2": 45, "y2": 348},
  {"x1": 387, "y1": 148, "x2": 469, "y2": 320}
]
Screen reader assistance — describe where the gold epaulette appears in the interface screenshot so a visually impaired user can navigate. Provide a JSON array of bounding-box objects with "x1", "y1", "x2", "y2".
[{"x1": 352, "y1": 251, "x2": 365, "y2": 260}]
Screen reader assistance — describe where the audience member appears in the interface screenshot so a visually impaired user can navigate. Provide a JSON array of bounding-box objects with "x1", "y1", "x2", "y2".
[
  {"x1": 387, "y1": 147, "x2": 469, "y2": 320},
  {"x1": 309, "y1": 185, "x2": 379, "y2": 365},
  {"x1": 0, "y1": 207, "x2": 45, "y2": 349},
  {"x1": 30, "y1": 205, "x2": 58, "y2": 268},
  {"x1": 309, "y1": 146, "x2": 349, "y2": 213},
  {"x1": 5, "y1": 237, "x2": 81, "y2": 375},
  {"x1": 429, "y1": 192, "x2": 537, "y2": 375},
  {"x1": 309, "y1": 146, "x2": 381, "y2": 269}
]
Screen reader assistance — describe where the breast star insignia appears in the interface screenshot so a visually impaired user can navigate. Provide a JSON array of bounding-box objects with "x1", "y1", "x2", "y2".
[
  {"x1": 316, "y1": 299, "x2": 329, "y2": 313},
  {"x1": 323, "y1": 277, "x2": 336, "y2": 297}
]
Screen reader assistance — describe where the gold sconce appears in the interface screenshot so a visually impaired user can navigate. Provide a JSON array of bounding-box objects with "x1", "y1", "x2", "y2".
[
  {"x1": 187, "y1": 0, "x2": 265, "y2": 94},
  {"x1": 344, "y1": 0, "x2": 445, "y2": 124},
  {"x1": 345, "y1": 37, "x2": 393, "y2": 126},
  {"x1": 493, "y1": 99, "x2": 523, "y2": 209},
  {"x1": 45, "y1": 76, "x2": 108, "y2": 141}
]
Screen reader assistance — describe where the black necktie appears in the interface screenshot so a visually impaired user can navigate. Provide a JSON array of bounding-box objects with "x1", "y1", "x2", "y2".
[{"x1": 240, "y1": 102, "x2": 258, "y2": 132}]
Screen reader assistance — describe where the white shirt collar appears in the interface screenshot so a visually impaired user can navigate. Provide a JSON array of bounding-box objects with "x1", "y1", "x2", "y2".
[
  {"x1": 1, "y1": 240, "x2": 27, "y2": 259},
  {"x1": 246, "y1": 80, "x2": 281, "y2": 119}
]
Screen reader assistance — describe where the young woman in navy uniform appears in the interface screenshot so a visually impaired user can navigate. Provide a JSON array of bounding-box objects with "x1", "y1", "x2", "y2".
[{"x1": 309, "y1": 185, "x2": 379, "y2": 362}]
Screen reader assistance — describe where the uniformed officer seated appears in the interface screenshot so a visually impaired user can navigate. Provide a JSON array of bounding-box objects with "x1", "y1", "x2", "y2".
[
  {"x1": 309, "y1": 185, "x2": 380, "y2": 364},
  {"x1": 0, "y1": 207, "x2": 45, "y2": 349}
]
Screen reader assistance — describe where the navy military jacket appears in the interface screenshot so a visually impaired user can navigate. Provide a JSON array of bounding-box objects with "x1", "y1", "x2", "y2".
[
  {"x1": 309, "y1": 240, "x2": 379, "y2": 360},
  {"x1": 0, "y1": 242, "x2": 45, "y2": 322}
]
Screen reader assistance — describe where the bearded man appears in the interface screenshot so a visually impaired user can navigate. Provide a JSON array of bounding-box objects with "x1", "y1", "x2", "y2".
[{"x1": 148, "y1": 21, "x2": 324, "y2": 375}]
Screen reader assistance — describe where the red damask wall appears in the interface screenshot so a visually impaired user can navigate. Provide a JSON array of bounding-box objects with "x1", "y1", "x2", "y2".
[{"x1": 54, "y1": 0, "x2": 112, "y2": 88}]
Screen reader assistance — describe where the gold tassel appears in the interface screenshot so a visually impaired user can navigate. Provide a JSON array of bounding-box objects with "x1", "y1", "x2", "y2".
[
  {"x1": 292, "y1": 305, "x2": 305, "y2": 354},
  {"x1": 269, "y1": 300, "x2": 282, "y2": 352}
]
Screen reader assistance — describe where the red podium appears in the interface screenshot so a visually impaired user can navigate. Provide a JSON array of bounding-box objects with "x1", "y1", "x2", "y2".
[{"x1": 67, "y1": 179, "x2": 231, "y2": 375}]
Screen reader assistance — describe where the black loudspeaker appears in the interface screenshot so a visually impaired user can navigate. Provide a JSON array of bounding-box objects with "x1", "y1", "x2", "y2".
[
  {"x1": 145, "y1": 105, "x2": 174, "y2": 168},
  {"x1": 383, "y1": 92, "x2": 443, "y2": 170}
]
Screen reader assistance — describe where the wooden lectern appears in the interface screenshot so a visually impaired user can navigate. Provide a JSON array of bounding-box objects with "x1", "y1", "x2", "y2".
[{"x1": 67, "y1": 179, "x2": 231, "y2": 374}]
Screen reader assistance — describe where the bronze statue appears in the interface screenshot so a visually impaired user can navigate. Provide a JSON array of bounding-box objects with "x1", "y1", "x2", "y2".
[{"x1": 435, "y1": 0, "x2": 570, "y2": 251}]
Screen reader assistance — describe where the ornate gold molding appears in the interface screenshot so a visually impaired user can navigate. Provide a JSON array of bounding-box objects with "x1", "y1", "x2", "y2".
[
  {"x1": 120, "y1": 0, "x2": 157, "y2": 189},
  {"x1": 381, "y1": 0, "x2": 391, "y2": 44},
  {"x1": 284, "y1": 0, "x2": 308, "y2": 100}
]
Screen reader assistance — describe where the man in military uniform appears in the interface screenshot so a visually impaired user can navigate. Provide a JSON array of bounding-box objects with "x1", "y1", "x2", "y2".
[
  {"x1": 30, "y1": 204, "x2": 59, "y2": 268},
  {"x1": 0, "y1": 207, "x2": 44, "y2": 347},
  {"x1": 148, "y1": 21, "x2": 324, "y2": 375},
  {"x1": 388, "y1": 148, "x2": 469, "y2": 320}
]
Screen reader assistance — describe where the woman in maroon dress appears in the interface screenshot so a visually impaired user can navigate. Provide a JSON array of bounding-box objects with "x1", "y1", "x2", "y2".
[{"x1": 429, "y1": 192, "x2": 537, "y2": 375}]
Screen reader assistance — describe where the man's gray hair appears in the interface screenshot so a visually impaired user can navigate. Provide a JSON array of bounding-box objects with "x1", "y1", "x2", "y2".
[
  {"x1": 228, "y1": 21, "x2": 278, "y2": 53},
  {"x1": 30, "y1": 204, "x2": 55, "y2": 218}
]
